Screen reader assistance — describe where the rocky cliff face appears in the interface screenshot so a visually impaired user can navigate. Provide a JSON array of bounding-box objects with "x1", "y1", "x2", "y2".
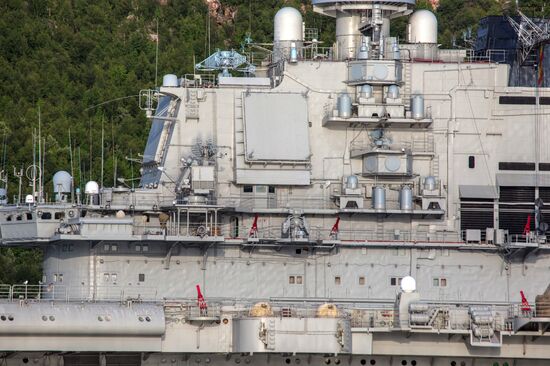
[{"x1": 205, "y1": 0, "x2": 238, "y2": 25}]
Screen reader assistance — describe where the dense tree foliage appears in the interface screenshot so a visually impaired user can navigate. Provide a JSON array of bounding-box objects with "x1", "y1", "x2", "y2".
[{"x1": 0, "y1": 0, "x2": 544, "y2": 284}]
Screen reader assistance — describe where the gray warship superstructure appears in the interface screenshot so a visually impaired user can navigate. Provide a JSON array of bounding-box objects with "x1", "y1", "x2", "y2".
[{"x1": 2, "y1": 1, "x2": 550, "y2": 365}]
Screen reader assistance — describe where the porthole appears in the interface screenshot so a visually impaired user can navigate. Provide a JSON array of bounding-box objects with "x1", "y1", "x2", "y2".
[
  {"x1": 401, "y1": 361, "x2": 407, "y2": 366},
  {"x1": 22, "y1": 358, "x2": 29, "y2": 364},
  {"x1": 98, "y1": 316, "x2": 104, "y2": 322},
  {"x1": 8, "y1": 315, "x2": 13, "y2": 321},
  {"x1": 145, "y1": 316, "x2": 151, "y2": 322},
  {"x1": 360, "y1": 360, "x2": 366, "y2": 365},
  {"x1": 235, "y1": 359, "x2": 241, "y2": 364},
  {"x1": 295, "y1": 359, "x2": 301, "y2": 364},
  {"x1": 285, "y1": 359, "x2": 291, "y2": 364},
  {"x1": 138, "y1": 316, "x2": 144, "y2": 322},
  {"x1": 411, "y1": 361, "x2": 417, "y2": 366},
  {"x1": 49, "y1": 316, "x2": 55, "y2": 321},
  {"x1": 334, "y1": 360, "x2": 341, "y2": 365},
  {"x1": 324, "y1": 359, "x2": 331, "y2": 365},
  {"x1": 42, "y1": 315, "x2": 48, "y2": 321},
  {"x1": 451, "y1": 362, "x2": 457, "y2": 366},
  {"x1": 0, "y1": 315, "x2": 5, "y2": 321},
  {"x1": 105, "y1": 315, "x2": 112, "y2": 322},
  {"x1": 370, "y1": 360, "x2": 376, "y2": 365}
]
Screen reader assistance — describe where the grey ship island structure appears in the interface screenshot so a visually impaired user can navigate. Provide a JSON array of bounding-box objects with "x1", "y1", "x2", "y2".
[{"x1": 3, "y1": 0, "x2": 550, "y2": 365}]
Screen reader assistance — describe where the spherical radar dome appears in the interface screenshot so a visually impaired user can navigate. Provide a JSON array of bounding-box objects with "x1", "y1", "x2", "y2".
[
  {"x1": 274, "y1": 7, "x2": 303, "y2": 42},
  {"x1": 407, "y1": 10, "x2": 438, "y2": 44},
  {"x1": 401, "y1": 276, "x2": 417, "y2": 293},
  {"x1": 53, "y1": 171, "x2": 72, "y2": 193},
  {"x1": 85, "y1": 181, "x2": 100, "y2": 195}
]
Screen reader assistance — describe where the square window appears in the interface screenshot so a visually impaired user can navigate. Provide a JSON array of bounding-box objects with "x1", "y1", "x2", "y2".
[
  {"x1": 359, "y1": 276, "x2": 366, "y2": 286},
  {"x1": 243, "y1": 185, "x2": 253, "y2": 193},
  {"x1": 58, "y1": 274, "x2": 63, "y2": 283},
  {"x1": 398, "y1": 277, "x2": 403, "y2": 286},
  {"x1": 268, "y1": 186, "x2": 276, "y2": 194},
  {"x1": 390, "y1": 277, "x2": 396, "y2": 286},
  {"x1": 68, "y1": 244, "x2": 74, "y2": 252},
  {"x1": 334, "y1": 276, "x2": 341, "y2": 285},
  {"x1": 53, "y1": 274, "x2": 58, "y2": 283},
  {"x1": 26, "y1": 213, "x2": 33, "y2": 220},
  {"x1": 433, "y1": 278, "x2": 440, "y2": 287},
  {"x1": 138, "y1": 273, "x2": 145, "y2": 282},
  {"x1": 103, "y1": 244, "x2": 110, "y2": 251},
  {"x1": 111, "y1": 244, "x2": 118, "y2": 252},
  {"x1": 103, "y1": 273, "x2": 110, "y2": 282},
  {"x1": 255, "y1": 185, "x2": 267, "y2": 193},
  {"x1": 135, "y1": 245, "x2": 142, "y2": 252},
  {"x1": 111, "y1": 273, "x2": 117, "y2": 283},
  {"x1": 296, "y1": 276, "x2": 303, "y2": 285},
  {"x1": 392, "y1": 248, "x2": 399, "y2": 256},
  {"x1": 289, "y1": 276, "x2": 295, "y2": 284},
  {"x1": 441, "y1": 278, "x2": 447, "y2": 287},
  {"x1": 142, "y1": 244, "x2": 149, "y2": 252},
  {"x1": 62, "y1": 244, "x2": 68, "y2": 252}
]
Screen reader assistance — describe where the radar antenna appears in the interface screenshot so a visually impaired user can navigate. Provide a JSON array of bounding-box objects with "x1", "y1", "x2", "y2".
[
  {"x1": 507, "y1": 11, "x2": 550, "y2": 64},
  {"x1": 195, "y1": 49, "x2": 256, "y2": 77}
]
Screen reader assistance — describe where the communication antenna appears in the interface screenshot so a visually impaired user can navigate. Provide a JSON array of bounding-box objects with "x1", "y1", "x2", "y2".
[
  {"x1": 13, "y1": 166, "x2": 22, "y2": 204},
  {"x1": 101, "y1": 120, "x2": 104, "y2": 189},
  {"x1": 155, "y1": 18, "x2": 159, "y2": 88},
  {"x1": 69, "y1": 129, "x2": 74, "y2": 204},
  {"x1": 38, "y1": 106, "x2": 42, "y2": 203}
]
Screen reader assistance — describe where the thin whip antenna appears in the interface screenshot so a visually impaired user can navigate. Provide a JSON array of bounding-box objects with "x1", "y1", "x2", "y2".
[
  {"x1": 112, "y1": 119, "x2": 116, "y2": 187},
  {"x1": 101, "y1": 119, "x2": 104, "y2": 189},
  {"x1": 78, "y1": 147, "x2": 82, "y2": 191},
  {"x1": 38, "y1": 106, "x2": 42, "y2": 203},
  {"x1": 32, "y1": 128, "x2": 36, "y2": 200},
  {"x1": 89, "y1": 119, "x2": 93, "y2": 182},
  {"x1": 69, "y1": 129, "x2": 74, "y2": 204},
  {"x1": 155, "y1": 19, "x2": 159, "y2": 88},
  {"x1": 42, "y1": 137, "x2": 46, "y2": 199},
  {"x1": 1, "y1": 128, "x2": 7, "y2": 190}
]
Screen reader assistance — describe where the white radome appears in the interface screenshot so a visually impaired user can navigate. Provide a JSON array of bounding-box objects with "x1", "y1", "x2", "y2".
[
  {"x1": 274, "y1": 7, "x2": 303, "y2": 42},
  {"x1": 401, "y1": 276, "x2": 417, "y2": 293},
  {"x1": 84, "y1": 181, "x2": 100, "y2": 195},
  {"x1": 407, "y1": 10, "x2": 438, "y2": 44}
]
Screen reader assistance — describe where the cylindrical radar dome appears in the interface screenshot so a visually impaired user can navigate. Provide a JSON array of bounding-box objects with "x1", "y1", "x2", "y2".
[
  {"x1": 407, "y1": 10, "x2": 438, "y2": 44},
  {"x1": 274, "y1": 7, "x2": 303, "y2": 42}
]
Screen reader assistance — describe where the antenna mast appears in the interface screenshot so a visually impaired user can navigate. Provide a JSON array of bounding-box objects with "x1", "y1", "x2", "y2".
[
  {"x1": 69, "y1": 129, "x2": 74, "y2": 204},
  {"x1": 155, "y1": 18, "x2": 159, "y2": 88},
  {"x1": 38, "y1": 106, "x2": 42, "y2": 203}
]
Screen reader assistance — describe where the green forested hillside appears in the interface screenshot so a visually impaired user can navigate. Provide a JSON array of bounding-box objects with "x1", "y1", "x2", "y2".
[{"x1": 0, "y1": 0, "x2": 546, "y2": 283}]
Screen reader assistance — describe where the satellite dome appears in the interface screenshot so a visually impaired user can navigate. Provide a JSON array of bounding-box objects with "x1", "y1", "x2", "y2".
[
  {"x1": 274, "y1": 7, "x2": 303, "y2": 42},
  {"x1": 25, "y1": 194, "x2": 34, "y2": 204},
  {"x1": 407, "y1": 10, "x2": 438, "y2": 44},
  {"x1": 52, "y1": 171, "x2": 72, "y2": 193},
  {"x1": 401, "y1": 276, "x2": 417, "y2": 293},
  {"x1": 85, "y1": 181, "x2": 100, "y2": 195}
]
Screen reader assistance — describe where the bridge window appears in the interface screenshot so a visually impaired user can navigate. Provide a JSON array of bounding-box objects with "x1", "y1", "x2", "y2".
[
  {"x1": 334, "y1": 276, "x2": 341, "y2": 285},
  {"x1": 358, "y1": 276, "x2": 366, "y2": 286},
  {"x1": 138, "y1": 273, "x2": 145, "y2": 282},
  {"x1": 41, "y1": 212, "x2": 51, "y2": 220},
  {"x1": 390, "y1": 277, "x2": 403, "y2": 286},
  {"x1": 433, "y1": 277, "x2": 447, "y2": 287},
  {"x1": 26, "y1": 213, "x2": 33, "y2": 220}
]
